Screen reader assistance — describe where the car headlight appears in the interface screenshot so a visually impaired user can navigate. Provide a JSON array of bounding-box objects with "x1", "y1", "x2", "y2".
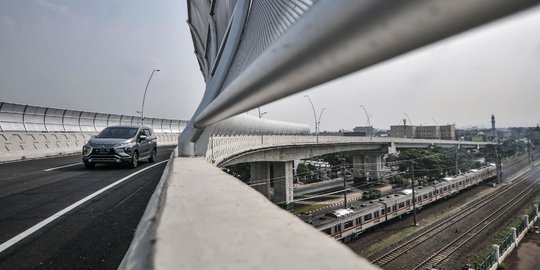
[
  {"x1": 114, "y1": 143, "x2": 134, "y2": 155},
  {"x1": 83, "y1": 145, "x2": 93, "y2": 156}
]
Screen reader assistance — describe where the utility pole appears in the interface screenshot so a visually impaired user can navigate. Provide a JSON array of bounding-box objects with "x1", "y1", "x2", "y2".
[
  {"x1": 495, "y1": 137, "x2": 502, "y2": 183},
  {"x1": 528, "y1": 139, "x2": 532, "y2": 167},
  {"x1": 342, "y1": 159, "x2": 348, "y2": 208},
  {"x1": 411, "y1": 162, "x2": 418, "y2": 226},
  {"x1": 455, "y1": 145, "x2": 459, "y2": 175}
]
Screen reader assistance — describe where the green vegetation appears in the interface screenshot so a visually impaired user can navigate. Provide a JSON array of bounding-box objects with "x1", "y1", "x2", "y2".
[{"x1": 395, "y1": 146, "x2": 481, "y2": 184}]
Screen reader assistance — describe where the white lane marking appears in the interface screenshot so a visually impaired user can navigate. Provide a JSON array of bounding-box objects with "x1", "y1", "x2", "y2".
[
  {"x1": 44, "y1": 163, "x2": 82, "y2": 172},
  {"x1": 0, "y1": 159, "x2": 169, "y2": 254}
]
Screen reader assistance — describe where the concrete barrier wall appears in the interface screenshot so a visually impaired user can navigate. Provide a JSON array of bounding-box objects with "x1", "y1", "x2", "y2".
[
  {"x1": 0, "y1": 102, "x2": 185, "y2": 162},
  {"x1": 0, "y1": 132, "x2": 179, "y2": 163}
]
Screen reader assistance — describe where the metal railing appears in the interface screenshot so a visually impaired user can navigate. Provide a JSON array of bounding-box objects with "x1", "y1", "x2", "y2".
[{"x1": 0, "y1": 102, "x2": 187, "y2": 134}]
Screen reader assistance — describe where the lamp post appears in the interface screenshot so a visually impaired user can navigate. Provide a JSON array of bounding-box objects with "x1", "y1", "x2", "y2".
[
  {"x1": 257, "y1": 107, "x2": 267, "y2": 119},
  {"x1": 318, "y1": 107, "x2": 326, "y2": 134},
  {"x1": 359, "y1": 105, "x2": 372, "y2": 138},
  {"x1": 304, "y1": 95, "x2": 324, "y2": 143},
  {"x1": 138, "y1": 69, "x2": 160, "y2": 121},
  {"x1": 432, "y1": 118, "x2": 440, "y2": 140}
]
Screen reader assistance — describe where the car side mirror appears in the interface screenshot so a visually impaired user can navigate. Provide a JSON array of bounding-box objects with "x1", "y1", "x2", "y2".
[{"x1": 138, "y1": 134, "x2": 147, "y2": 141}]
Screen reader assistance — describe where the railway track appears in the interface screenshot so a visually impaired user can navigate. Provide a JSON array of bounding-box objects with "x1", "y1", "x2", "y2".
[
  {"x1": 371, "y1": 164, "x2": 540, "y2": 268},
  {"x1": 413, "y1": 176, "x2": 540, "y2": 270}
]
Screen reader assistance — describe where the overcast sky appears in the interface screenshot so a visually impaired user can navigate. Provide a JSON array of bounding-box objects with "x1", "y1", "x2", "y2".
[{"x1": 1, "y1": 1, "x2": 539, "y2": 131}]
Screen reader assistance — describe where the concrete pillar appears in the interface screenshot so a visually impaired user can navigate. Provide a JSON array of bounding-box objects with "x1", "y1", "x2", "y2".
[
  {"x1": 352, "y1": 153, "x2": 366, "y2": 180},
  {"x1": 250, "y1": 162, "x2": 271, "y2": 199},
  {"x1": 352, "y1": 153, "x2": 383, "y2": 181},
  {"x1": 492, "y1": 244, "x2": 500, "y2": 264},
  {"x1": 523, "y1": 215, "x2": 530, "y2": 227},
  {"x1": 534, "y1": 204, "x2": 538, "y2": 217},
  {"x1": 511, "y1": 227, "x2": 517, "y2": 246},
  {"x1": 272, "y1": 161, "x2": 294, "y2": 205}
]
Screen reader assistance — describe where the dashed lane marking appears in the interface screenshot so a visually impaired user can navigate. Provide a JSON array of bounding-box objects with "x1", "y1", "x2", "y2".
[{"x1": 44, "y1": 163, "x2": 82, "y2": 171}]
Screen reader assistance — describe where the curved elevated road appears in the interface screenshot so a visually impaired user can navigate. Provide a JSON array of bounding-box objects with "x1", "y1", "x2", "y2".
[{"x1": 0, "y1": 146, "x2": 174, "y2": 269}]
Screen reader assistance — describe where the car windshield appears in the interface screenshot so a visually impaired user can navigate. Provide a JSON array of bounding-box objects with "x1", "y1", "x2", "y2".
[{"x1": 96, "y1": 127, "x2": 138, "y2": 139}]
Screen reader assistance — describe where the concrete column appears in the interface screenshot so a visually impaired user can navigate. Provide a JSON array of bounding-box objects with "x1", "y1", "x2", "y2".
[
  {"x1": 523, "y1": 215, "x2": 530, "y2": 227},
  {"x1": 272, "y1": 161, "x2": 294, "y2": 205},
  {"x1": 366, "y1": 154, "x2": 383, "y2": 179},
  {"x1": 492, "y1": 244, "x2": 500, "y2": 264},
  {"x1": 352, "y1": 153, "x2": 366, "y2": 180},
  {"x1": 352, "y1": 153, "x2": 383, "y2": 181},
  {"x1": 250, "y1": 162, "x2": 271, "y2": 199},
  {"x1": 534, "y1": 204, "x2": 538, "y2": 217},
  {"x1": 511, "y1": 227, "x2": 517, "y2": 246}
]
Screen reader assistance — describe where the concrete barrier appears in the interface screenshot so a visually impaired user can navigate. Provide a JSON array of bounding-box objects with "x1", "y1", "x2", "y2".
[
  {"x1": 0, "y1": 132, "x2": 179, "y2": 163},
  {"x1": 120, "y1": 154, "x2": 379, "y2": 270}
]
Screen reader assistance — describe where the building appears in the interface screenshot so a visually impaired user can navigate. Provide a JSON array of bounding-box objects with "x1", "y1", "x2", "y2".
[
  {"x1": 390, "y1": 124, "x2": 456, "y2": 140},
  {"x1": 343, "y1": 126, "x2": 373, "y2": 137}
]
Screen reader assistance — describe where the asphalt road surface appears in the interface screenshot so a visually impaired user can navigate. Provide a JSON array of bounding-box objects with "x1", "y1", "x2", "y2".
[{"x1": 0, "y1": 146, "x2": 174, "y2": 269}]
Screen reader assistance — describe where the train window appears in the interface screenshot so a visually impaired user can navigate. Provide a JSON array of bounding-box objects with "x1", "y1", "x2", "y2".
[
  {"x1": 428, "y1": 192, "x2": 432, "y2": 198},
  {"x1": 323, "y1": 228, "x2": 332, "y2": 235},
  {"x1": 334, "y1": 225, "x2": 341, "y2": 233},
  {"x1": 374, "y1": 211, "x2": 380, "y2": 218},
  {"x1": 434, "y1": 190, "x2": 438, "y2": 195},
  {"x1": 417, "y1": 196, "x2": 422, "y2": 202},
  {"x1": 364, "y1": 213, "x2": 373, "y2": 221},
  {"x1": 381, "y1": 208, "x2": 385, "y2": 215},
  {"x1": 406, "y1": 200, "x2": 410, "y2": 206},
  {"x1": 344, "y1": 220, "x2": 353, "y2": 229},
  {"x1": 451, "y1": 184, "x2": 455, "y2": 189},
  {"x1": 387, "y1": 207, "x2": 391, "y2": 213},
  {"x1": 398, "y1": 202, "x2": 405, "y2": 208},
  {"x1": 392, "y1": 205, "x2": 397, "y2": 212},
  {"x1": 423, "y1": 194, "x2": 428, "y2": 199},
  {"x1": 356, "y1": 217, "x2": 362, "y2": 224}
]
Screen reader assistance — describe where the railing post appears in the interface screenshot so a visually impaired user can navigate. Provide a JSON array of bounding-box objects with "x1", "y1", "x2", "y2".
[
  {"x1": 511, "y1": 227, "x2": 517, "y2": 246},
  {"x1": 535, "y1": 204, "x2": 539, "y2": 217},
  {"x1": 492, "y1": 244, "x2": 500, "y2": 265}
]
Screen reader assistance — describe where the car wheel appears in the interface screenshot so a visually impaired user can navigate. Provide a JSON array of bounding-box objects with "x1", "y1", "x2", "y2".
[
  {"x1": 84, "y1": 162, "x2": 95, "y2": 169},
  {"x1": 149, "y1": 148, "x2": 157, "y2": 162},
  {"x1": 130, "y1": 151, "x2": 139, "y2": 168}
]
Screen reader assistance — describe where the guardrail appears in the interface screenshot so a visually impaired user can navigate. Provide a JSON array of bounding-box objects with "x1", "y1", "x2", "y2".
[{"x1": 0, "y1": 102, "x2": 187, "y2": 133}]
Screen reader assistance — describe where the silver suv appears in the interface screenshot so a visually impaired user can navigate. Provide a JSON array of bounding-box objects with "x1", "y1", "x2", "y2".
[{"x1": 82, "y1": 125, "x2": 157, "y2": 169}]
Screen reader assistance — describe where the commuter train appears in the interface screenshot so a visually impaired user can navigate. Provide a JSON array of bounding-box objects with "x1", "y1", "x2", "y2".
[{"x1": 315, "y1": 164, "x2": 497, "y2": 242}]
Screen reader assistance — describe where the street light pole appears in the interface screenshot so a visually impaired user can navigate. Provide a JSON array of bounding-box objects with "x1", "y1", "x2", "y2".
[
  {"x1": 304, "y1": 95, "x2": 322, "y2": 143},
  {"x1": 257, "y1": 107, "x2": 268, "y2": 119},
  {"x1": 318, "y1": 107, "x2": 326, "y2": 135},
  {"x1": 360, "y1": 104, "x2": 372, "y2": 139},
  {"x1": 139, "y1": 69, "x2": 160, "y2": 121}
]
